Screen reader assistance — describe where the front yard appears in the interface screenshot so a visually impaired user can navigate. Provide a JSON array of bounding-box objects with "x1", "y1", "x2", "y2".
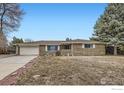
[{"x1": 17, "y1": 56, "x2": 124, "y2": 85}]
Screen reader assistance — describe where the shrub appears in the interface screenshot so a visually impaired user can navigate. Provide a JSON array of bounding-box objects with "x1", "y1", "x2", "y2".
[{"x1": 56, "y1": 51, "x2": 61, "y2": 56}]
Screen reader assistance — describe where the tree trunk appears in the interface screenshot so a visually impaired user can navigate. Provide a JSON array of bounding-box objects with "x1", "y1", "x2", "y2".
[
  {"x1": 114, "y1": 45, "x2": 117, "y2": 55},
  {"x1": 0, "y1": 4, "x2": 6, "y2": 33}
]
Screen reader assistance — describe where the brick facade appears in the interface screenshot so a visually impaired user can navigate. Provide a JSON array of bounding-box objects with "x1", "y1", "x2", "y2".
[
  {"x1": 39, "y1": 43, "x2": 105, "y2": 56},
  {"x1": 16, "y1": 40, "x2": 106, "y2": 56},
  {"x1": 72, "y1": 43, "x2": 105, "y2": 56}
]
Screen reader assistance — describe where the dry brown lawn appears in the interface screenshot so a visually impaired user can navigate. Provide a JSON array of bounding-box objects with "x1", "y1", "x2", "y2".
[{"x1": 16, "y1": 56, "x2": 124, "y2": 85}]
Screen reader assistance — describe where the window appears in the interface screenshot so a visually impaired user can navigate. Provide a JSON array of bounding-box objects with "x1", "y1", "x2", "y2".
[
  {"x1": 62, "y1": 44, "x2": 71, "y2": 49},
  {"x1": 47, "y1": 45, "x2": 58, "y2": 51},
  {"x1": 83, "y1": 44, "x2": 95, "y2": 48}
]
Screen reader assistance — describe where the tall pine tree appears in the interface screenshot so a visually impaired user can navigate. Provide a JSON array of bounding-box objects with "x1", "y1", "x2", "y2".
[{"x1": 91, "y1": 3, "x2": 124, "y2": 55}]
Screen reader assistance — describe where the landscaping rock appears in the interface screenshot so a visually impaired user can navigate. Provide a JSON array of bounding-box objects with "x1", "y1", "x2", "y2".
[
  {"x1": 32, "y1": 75, "x2": 40, "y2": 80},
  {"x1": 11, "y1": 72, "x2": 17, "y2": 76},
  {"x1": 22, "y1": 65, "x2": 26, "y2": 68},
  {"x1": 100, "y1": 77, "x2": 107, "y2": 84}
]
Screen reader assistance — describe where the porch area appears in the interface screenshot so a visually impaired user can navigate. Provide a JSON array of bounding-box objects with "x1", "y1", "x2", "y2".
[{"x1": 39, "y1": 44, "x2": 73, "y2": 56}]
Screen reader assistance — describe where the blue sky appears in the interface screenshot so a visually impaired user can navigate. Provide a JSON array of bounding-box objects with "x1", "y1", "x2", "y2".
[{"x1": 9, "y1": 3, "x2": 107, "y2": 41}]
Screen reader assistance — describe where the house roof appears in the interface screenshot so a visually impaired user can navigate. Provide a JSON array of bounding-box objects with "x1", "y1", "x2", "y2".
[
  {"x1": 61, "y1": 39, "x2": 104, "y2": 44},
  {"x1": 15, "y1": 40, "x2": 64, "y2": 46},
  {"x1": 15, "y1": 39, "x2": 105, "y2": 46}
]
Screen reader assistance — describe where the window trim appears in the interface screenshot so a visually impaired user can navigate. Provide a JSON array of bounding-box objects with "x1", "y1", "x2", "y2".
[
  {"x1": 62, "y1": 44, "x2": 71, "y2": 50},
  {"x1": 46, "y1": 45, "x2": 59, "y2": 51},
  {"x1": 82, "y1": 44, "x2": 95, "y2": 48}
]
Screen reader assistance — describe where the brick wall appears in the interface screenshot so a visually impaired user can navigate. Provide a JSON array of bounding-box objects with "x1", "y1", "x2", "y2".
[
  {"x1": 39, "y1": 44, "x2": 106, "y2": 56},
  {"x1": 39, "y1": 45, "x2": 46, "y2": 56},
  {"x1": 72, "y1": 43, "x2": 105, "y2": 56},
  {"x1": 60, "y1": 49, "x2": 72, "y2": 56}
]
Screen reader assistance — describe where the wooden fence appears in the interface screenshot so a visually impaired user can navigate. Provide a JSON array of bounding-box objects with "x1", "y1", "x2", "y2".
[{"x1": 0, "y1": 47, "x2": 15, "y2": 54}]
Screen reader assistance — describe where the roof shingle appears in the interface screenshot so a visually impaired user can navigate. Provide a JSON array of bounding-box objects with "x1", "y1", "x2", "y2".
[{"x1": 15, "y1": 39, "x2": 105, "y2": 46}]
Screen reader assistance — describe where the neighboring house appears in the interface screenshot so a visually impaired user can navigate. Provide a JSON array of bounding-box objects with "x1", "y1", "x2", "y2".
[{"x1": 15, "y1": 39, "x2": 106, "y2": 56}]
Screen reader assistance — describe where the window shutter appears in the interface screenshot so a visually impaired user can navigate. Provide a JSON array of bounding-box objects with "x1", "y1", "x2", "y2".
[
  {"x1": 93, "y1": 44, "x2": 95, "y2": 48},
  {"x1": 45, "y1": 45, "x2": 47, "y2": 51},
  {"x1": 58, "y1": 45, "x2": 60, "y2": 50},
  {"x1": 82, "y1": 44, "x2": 84, "y2": 48}
]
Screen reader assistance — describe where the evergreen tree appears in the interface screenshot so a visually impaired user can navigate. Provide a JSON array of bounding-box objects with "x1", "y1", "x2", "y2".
[
  {"x1": 11, "y1": 36, "x2": 24, "y2": 44},
  {"x1": 91, "y1": 3, "x2": 124, "y2": 55},
  {"x1": 66, "y1": 37, "x2": 72, "y2": 41}
]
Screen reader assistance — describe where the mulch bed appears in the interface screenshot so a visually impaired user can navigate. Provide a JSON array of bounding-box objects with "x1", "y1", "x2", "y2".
[{"x1": 0, "y1": 57, "x2": 38, "y2": 85}]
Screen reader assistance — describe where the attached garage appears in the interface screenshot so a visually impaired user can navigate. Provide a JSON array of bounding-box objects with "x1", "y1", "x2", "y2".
[
  {"x1": 15, "y1": 43, "x2": 39, "y2": 56},
  {"x1": 15, "y1": 41, "x2": 62, "y2": 56},
  {"x1": 20, "y1": 46, "x2": 39, "y2": 55}
]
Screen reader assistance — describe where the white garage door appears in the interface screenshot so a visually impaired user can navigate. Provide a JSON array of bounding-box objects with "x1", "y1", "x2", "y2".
[{"x1": 20, "y1": 46, "x2": 39, "y2": 55}]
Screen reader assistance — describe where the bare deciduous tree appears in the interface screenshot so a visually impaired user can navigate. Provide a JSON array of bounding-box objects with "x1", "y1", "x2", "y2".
[
  {"x1": 0, "y1": 3, "x2": 24, "y2": 34},
  {"x1": 0, "y1": 3, "x2": 24, "y2": 53}
]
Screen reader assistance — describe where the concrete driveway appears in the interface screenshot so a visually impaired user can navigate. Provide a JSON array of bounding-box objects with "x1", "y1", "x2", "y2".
[{"x1": 0, "y1": 55, "x2": 36, "y2": 80}]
